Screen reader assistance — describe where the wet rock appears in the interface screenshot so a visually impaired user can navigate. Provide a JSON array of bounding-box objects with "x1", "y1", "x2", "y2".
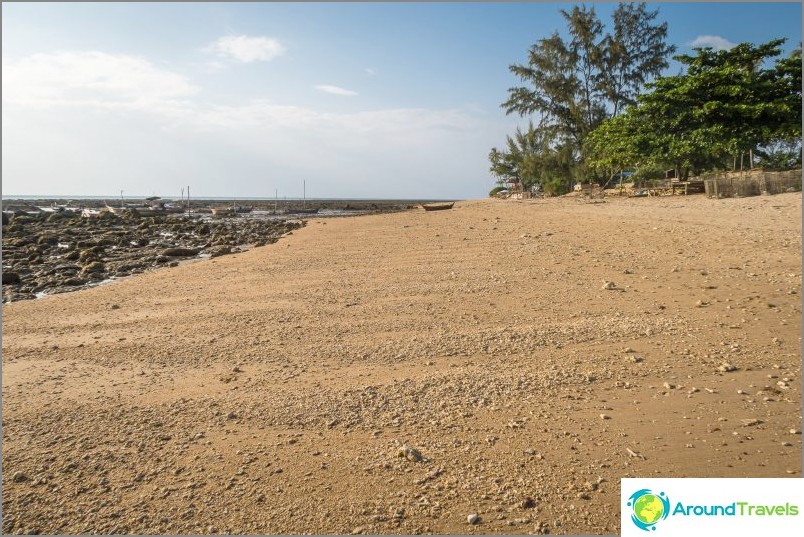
[
  {"x1": 82, "y1": 262, "x2": 106, "y2": 274},
  {"x1": 207, "y1": 246, "x2": 232, "y2": 258},
  {"x1": 2, "y1": 272, "x2": 21, "y2": 285},
  {"x1": 163, "y1": 248, "x2": 199, "y2": 257}
]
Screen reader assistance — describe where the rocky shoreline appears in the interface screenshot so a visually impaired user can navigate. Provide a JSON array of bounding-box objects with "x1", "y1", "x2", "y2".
[{"x1": 1, "y1": 210, "x2": 303, "y2": 303}]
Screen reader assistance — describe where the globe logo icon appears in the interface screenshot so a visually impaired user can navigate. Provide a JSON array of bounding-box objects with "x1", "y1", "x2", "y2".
[{"x1": 627, "y1": 489, "x2": 670, "y2": 531}]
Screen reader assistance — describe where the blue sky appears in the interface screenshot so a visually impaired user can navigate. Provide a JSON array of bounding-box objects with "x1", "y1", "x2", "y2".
[{"x1": 2, "y1": 2, "x2": 801, "y2": 199}]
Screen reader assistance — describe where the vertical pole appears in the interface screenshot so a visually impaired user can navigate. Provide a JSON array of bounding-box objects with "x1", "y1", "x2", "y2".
[
  {"x1": 120, "y1": 190, "x2": 124, "y2": 209},
  {"x1": 187, "y1": 186, "x2": 190, "y2": 216},
  {"x1": 275, "y1": 189, "x2": 278, "y2": 215},
  {"x1": 303, "y1": 180, "x2": 306, "y2": 209}
]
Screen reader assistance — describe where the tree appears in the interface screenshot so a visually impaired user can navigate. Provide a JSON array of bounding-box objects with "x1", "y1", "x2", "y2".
[
  {"x1": 497, "y1": 3, "x2": 675, "y2": 190},
  {"x1": 601, "y1": 2, "x2": 676, "y2": 117},
  {"x1": 587, "y1": 39, "x2": 803, "y2": 177},
  {"x1": 488, "y1": 123, "x2": 576, "y2": 195}
]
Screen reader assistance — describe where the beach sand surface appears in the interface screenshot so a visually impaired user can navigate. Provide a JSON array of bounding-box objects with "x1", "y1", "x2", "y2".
[{"x1": 2, "y1": 194, "x2": 802, "y2": 535}]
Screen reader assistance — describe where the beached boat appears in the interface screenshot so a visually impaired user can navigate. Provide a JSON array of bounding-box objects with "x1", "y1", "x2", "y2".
[{"x1": 420, "y1": 202, "x2": 455, "y2": 211}]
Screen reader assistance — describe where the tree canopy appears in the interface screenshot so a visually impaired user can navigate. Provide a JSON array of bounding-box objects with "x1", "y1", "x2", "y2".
[
  {"x1": 491, "y1": 2, "x2": 675, "y2": 191},
  {"x1": 587, "y1": 39, "x2": 803, "y2": 177}
]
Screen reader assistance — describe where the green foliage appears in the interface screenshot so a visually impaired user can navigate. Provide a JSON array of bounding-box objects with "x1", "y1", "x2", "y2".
[
  {"x1": 489, "y1": 186, "x2": 507, "y2": 197},
  {"x1": 493, "y1": 2, "x2": 674, "y2": 192},
  {"x1": 587, "y1": 39, "x2": 803, "y2": 176}
]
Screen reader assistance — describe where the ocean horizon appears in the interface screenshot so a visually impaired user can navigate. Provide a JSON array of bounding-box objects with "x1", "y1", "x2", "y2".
[{"x1": 2, "y1": 195, "x2": 456, "y2": 202}]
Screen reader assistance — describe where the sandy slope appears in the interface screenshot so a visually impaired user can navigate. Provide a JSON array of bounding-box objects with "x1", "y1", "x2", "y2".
[{"x1": 2, "y1": 194, "x2": 801, "y2": 535}]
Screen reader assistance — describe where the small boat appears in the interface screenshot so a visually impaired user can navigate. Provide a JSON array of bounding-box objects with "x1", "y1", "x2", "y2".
[{"x1": 420, "y1": 202, "x2": 455, "y2": 211}]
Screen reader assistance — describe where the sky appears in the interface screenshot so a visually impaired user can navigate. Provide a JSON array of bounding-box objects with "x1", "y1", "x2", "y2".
[{"x1": 2, "y1": 2, "x2": 802, "y2": 200}]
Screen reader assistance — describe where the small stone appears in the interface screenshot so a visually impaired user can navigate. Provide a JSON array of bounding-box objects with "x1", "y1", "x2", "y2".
[
  {"x1": 521, "y1": 497, "x2": 536, "y2": 509},
  {"x1": 718, "y1": 363, "x2": 737, "y2": 373},
  {"x1": 741, "y1": 419, "x2": 762, "y2": 427},
  {"x1": 110, "y1": 304, "x2": 120, "y2": 310},
  {"x1": 207, "y1": 526, "x2": 218, "y2": 533},
  {"x1": 12, "y1": 471, "x2": 29, "y2": 483},
  {"x1": 601, "y1": 281, "x2": 616, "y2": 290},
  {"x1": 599, "y1": 414, "x2": 611, "y2": 420},
  {"x1": 467, "y1": 514, "x2": 480, "y2": 525},
  {"x1": 663, "y1": 382, "x2": 675, "y2": 390},
  {"x1": 790, "y1": 429, "x2": 802, "y2": 435},
  {"x1": 397, "y1": 443, "x2": 424, "y2": 462}
]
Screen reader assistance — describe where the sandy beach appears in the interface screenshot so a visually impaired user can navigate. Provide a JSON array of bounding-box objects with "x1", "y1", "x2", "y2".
[{"x1": 2, "y1": 194, "x2": 801, "y2": 535}]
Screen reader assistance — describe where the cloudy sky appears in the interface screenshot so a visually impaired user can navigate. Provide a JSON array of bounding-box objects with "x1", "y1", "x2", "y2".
[{"x1": 2, "y1": 2, "x2": 801, "y2": 199}]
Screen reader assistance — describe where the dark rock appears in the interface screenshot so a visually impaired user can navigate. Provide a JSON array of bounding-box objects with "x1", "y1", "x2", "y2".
[
  {"x1": 163, "y1": 247, "x2": 199, "y2": 257},
  {"x1": 37, "y1": 234, "x2": 59, "y2": 245},
  {"x1": 207, "y1": 246, "x2": 232, "y2": 258},
  {"x1": 2, "y1": 272, "x2": 21, "y2": 285},
  {"x1": 82, "y1": 262, "x2": 105, "y2": 274}
]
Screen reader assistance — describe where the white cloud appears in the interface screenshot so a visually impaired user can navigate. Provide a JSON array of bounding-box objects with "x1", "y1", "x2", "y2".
[
  {"x1": 689, "y1": 35, "x2": 736, "y2": 51},
  {"x1": 365, "y1": 67, "x2": 376, "y2": 76},
  {"x1": 315, "y1": 84, "x2": 358, "y2": 97},
  {"x1": 2, "y1": 51, "x2": 198, "y2": 109},
  {"x1": 206, "y1": 35, "x2": 285, "y2": 63},
  {"x1": 2, "y1": 50, "x2": 496, "y2": 198}
]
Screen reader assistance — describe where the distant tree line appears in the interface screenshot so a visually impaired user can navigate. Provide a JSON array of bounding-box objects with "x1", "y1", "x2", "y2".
[{"x1": 490, "y1": 2, "x2": 803, "y2": 195}]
